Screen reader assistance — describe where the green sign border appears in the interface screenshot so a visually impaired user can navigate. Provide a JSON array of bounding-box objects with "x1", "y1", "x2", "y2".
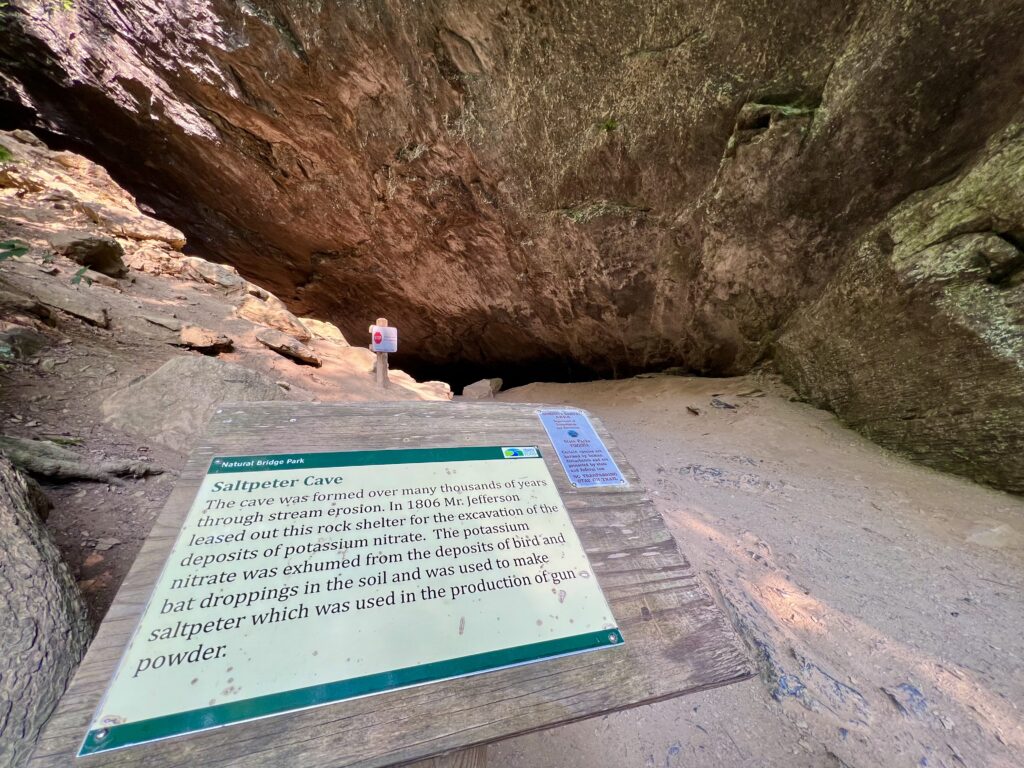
[
  {"x1": 81, "y1": 628, "x2": 622, "y2": 755},
  {"x1": 207, "y1": 445, "x2": 533, "y2": 474},
  {"x1": 82, "y1": 445, "x2": 622, "y2": 755}
]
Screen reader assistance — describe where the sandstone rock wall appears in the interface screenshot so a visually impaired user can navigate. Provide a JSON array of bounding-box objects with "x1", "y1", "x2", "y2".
[
  {"x1": 1, "y1": 2, "x2": 1023, "y2": 490},
  {"x1": 2, "y1": 1, "x2": 1022, "y2": 377},
  {"x1": 775, "y1": 117, "x2": 1024, "y2": 492}
]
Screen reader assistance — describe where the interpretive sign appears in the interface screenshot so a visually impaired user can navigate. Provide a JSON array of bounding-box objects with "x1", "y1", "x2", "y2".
[
  {"x1": 538, "y1": 409, "x2": 627, "y2": 488},
  {"x1": 369, "y1": 324, "x2": 397, "y2": 353},
  {"x1": 81, "y1": 446, "x2": 621, "y2": 755}
]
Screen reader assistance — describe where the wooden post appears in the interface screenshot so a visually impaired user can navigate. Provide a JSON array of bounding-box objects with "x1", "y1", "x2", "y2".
[{"x1": 371, "y1": 317, "x2": 389, "y2": 390}]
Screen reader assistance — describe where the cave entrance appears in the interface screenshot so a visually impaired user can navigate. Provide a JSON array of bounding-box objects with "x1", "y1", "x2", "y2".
[{"x1": 395, "y1": 354, "x2": 647, "y2": 395}]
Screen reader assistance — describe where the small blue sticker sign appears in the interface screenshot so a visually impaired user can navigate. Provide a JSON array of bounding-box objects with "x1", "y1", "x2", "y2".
[
  {"x1": 538, "y1": 409, "x2": 627, "y2": 488},
  {"x1": 501, "y1": 446, "x2": 540, "y2": 458}
]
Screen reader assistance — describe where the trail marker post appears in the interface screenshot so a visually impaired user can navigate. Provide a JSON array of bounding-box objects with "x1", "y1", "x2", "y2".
[{"x1": 369, "y1": 317, "x2": 397, "y2": 389}]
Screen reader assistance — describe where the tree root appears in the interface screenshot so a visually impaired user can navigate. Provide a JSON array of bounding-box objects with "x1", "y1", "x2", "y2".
[{"x1": 0, "y1": 434, "x2": 161, "y2": 483}]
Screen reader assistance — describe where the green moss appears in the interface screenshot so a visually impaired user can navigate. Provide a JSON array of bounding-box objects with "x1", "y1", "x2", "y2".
[{"x1": 0, "y1": 144, "x2": 12, "y2": 162}]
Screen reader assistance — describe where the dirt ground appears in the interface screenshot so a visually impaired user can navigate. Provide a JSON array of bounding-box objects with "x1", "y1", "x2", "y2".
[{"x1": 495, "y1": 376, "x2": 1024, "y2": 768}]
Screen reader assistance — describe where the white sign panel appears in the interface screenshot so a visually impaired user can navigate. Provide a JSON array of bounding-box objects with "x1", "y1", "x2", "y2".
[
  {"x1": 369, "y1": 325, "x2": 397, "y2": 353},
  {"x1": 80, "y1": 446, "x2": 621, "y2": 755},
  {"x1": 538, "y1": 409, "x2": 628, "y2": 487}
]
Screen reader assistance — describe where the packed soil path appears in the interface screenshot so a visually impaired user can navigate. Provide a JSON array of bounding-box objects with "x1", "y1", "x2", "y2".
[{"x1": 495, "y1": 376, "x2": 1024, "y2": 768}]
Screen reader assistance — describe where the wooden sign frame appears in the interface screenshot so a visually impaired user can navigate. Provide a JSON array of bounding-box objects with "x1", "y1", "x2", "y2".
[{"x1": 30, "y1": 402, "x2": 752, "y2": 768}]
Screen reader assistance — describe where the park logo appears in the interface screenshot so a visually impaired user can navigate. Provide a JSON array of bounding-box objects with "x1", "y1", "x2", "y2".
[{"x1": 501, "y1": 446, "x2": 539, "y2": 459}]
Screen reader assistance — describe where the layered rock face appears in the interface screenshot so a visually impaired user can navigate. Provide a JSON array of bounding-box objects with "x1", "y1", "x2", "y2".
[
  {"x1": 1, "y1": 1, "x2": 1023, "y2": 489},
  {"x1": 776, "y1": 118, "x2": 1024, "y2": 493},
  {"x1": 2, "y1": 1, "x2": 1021, "y2": 371}
]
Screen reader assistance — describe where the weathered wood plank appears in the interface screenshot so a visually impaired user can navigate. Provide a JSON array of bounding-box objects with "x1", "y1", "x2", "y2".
[
  {"x1": 406, "y1": 745, "x2": 487, "y2": 768},
  {"x1": 30, "y1": 402, "x2": 752, "y2": 768}
]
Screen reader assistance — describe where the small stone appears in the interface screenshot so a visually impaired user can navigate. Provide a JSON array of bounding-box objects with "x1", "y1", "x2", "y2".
[
  {"x1": 95, "y1": 537, "x2": 121, "y2": 551},
  {"x1": 256, "y1": 328, "x2": 321, "y2": 366},
  {"x1": 83, "y1": 552, "x2": 105, "y2": 568},
  {"x1": 462, "y1": 378, "x2": 503, "y2": 399},
  {"x1": 177, "y1": 325, "x2": 233, "y2": 353},
  {"x1": 141, "y1": 313, "x2": 182, "y2": 332},
  {"x1": 83, "y1": 270, "x2": 124, "y2": 289},
  {"x1": 47, "y1": 231, "x2": 127, "y2": 277},
  {"x1": 39, "y1": 358, "x2": 57, "y2": 372},
  {"x1": 181, "y1": 256, "x2": 247, "y2": 292}
]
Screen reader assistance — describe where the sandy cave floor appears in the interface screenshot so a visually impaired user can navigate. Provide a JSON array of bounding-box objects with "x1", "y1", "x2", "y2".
[{"x1": 492, "y1": 376, "x2": 1024, "y2": 768}]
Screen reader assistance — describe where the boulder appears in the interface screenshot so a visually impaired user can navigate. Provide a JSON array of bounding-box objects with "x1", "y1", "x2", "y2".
[
  {"x1": 177, "y1": 325, "x2": 233, "y2": 354},
  {"x1": 237, "y1": 294, "x2": 310, "y2": 341},
  {"x1": 101, "y1": 356, "x2": 294, "y2": 452},
  {"x1": 256, "y1": 328, "x2": 321, "y2": 366},
  {"x1": 124, "y1": 241, "x2": 185, "y2": 276},
  {"x1": 24, "y1": 280, "x2": 110, "y2": 328},
  {"x1": 462, "y1": 378, "x2": 503, "y2": 399},
  {"x1": 302, "y1": 317, "x2": 348, "y2": 345},
  {"x1": 0, "y1": 456, "x2": 91, "y2": 768},
  {"x1": 98, "y1": 208, "x2": 186, "y2": 248},
  {"x1": 181, "y1": 256, "x2": 247, "y2": 292},
  {"x1": 47, "y1": 232, "x2": 127, "y2": 277},
  {"x1": 775, "y1": 121, "x2": 1024, "y2": 494}
]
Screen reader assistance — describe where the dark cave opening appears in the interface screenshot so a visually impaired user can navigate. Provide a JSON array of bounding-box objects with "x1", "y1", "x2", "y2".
[{"x1": 394, "y1": 353, "x2": 665, "y2": 395}]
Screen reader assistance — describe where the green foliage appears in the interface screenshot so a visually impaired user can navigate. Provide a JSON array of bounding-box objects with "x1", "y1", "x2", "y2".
[
  {"x1": 0, "y1": 239, "x2": 29, "y2": 261},
  {"x1": 0, "y1": 144, "x2": 12, "y2": 162},
  {"x1": 70, "y1": 265, "x2": 92, "y2": 286},
  {"x1": 597, "y1": 117, "x2": 620, "y2": 132}
]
